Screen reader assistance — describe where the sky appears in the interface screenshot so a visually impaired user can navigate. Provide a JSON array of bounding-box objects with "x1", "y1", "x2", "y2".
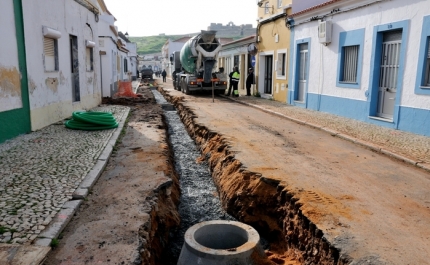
[{"x1": 103, "y1": 0, "x2": 259, "y2": 37}]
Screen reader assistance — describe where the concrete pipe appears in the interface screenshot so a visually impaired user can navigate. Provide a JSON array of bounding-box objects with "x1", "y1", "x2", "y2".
[{"x1": 177, "y1": 220, "x2": 264, "y2": 265}]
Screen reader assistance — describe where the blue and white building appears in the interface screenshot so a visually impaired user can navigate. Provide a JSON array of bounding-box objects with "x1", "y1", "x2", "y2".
[{"x1": 288, "y1": 0, "x2": 430, "y2": 136}]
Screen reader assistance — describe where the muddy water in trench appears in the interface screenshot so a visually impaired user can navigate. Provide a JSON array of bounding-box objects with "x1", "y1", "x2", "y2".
[{"x1": 151, "y1": 89, "x2": 235, "y2": 264}]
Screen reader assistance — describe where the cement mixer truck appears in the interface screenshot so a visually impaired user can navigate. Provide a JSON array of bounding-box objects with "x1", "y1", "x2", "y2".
[{"x1": 170, "y1": 30, "x2": 227, "y2": 95}]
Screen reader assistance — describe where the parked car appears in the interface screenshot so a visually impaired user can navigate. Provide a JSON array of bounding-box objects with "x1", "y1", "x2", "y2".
[{"x1": 140, "y1": 67, "x2": 153, "y2": 79}]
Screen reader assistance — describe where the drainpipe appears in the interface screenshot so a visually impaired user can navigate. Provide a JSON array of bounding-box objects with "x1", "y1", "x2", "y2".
[{"x1": 99, "y1": 51, "x2": 106, "y2": 100}]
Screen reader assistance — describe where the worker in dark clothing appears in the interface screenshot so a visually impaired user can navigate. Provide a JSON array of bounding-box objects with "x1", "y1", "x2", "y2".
[
  {"x1": 162, "y1": 70, "x2": 167, "y2": 82},
  {"x1": 246, "y1": 68, "x2": 255, "y2": 96}
]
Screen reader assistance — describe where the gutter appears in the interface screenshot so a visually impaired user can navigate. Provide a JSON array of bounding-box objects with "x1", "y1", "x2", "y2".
[
  {"x1": 286, "y1": 0, "x2": 388, "y2": 28},
  {"x1": 257, "y1": 5, "x2": 291, "y2": 43}
]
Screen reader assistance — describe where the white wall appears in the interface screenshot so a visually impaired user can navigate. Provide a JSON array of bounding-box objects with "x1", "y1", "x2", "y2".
[
  {"x1": 0, "y1": 0, "x2": 22, "y2": 112},
  {"x1": 23, "y1": 0, "x2": 101, "y2": 130},
  {"x1": 292, "y1": 0, "x2": 430, "y2": 109}
]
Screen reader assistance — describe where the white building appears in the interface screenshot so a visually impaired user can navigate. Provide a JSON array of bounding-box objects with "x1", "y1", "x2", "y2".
[
  {"x1": 218, "y1": 35, "x2": 256, "y2": 95},
  {"x1": 288, "y1": 0, "x2": 430, "y2": 136},
  {"x1": 97, "y1": 2, "x2": 120, "y2": 98},
  {"x1": 161, "y1": 37, "x2": 191, "y2": 77},
  {"x1": 21, "y1": 0, "x2": 102, "y2": 131}
]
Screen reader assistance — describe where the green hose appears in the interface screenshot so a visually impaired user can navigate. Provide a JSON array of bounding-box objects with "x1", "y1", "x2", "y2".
[{"x1": 65, "y1": 111, "x2": 119, "y2": 130}]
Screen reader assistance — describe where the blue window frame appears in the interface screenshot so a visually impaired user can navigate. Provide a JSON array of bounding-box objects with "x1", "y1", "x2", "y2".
[
  {"x1": 415, "y1": 15, "x2": 430, "y2": 95},
  {"x1": 336, "y1": 29, "x2": 365, "y2": 89}
]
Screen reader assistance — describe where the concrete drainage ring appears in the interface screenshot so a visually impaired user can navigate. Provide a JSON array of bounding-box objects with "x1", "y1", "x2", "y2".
[{"x1": 177, "y1": 220, "x2": 263, "y2": 265}]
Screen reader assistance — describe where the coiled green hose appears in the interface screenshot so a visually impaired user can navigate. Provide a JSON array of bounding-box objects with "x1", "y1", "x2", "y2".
[{"x1": 65, "y1": 111, "x2": 118, "y2": 130}]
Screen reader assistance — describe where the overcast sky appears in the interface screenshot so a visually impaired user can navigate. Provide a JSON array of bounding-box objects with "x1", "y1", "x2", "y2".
[{"x1": 103, "y1": 0, "x2": 259, "y2": 37}]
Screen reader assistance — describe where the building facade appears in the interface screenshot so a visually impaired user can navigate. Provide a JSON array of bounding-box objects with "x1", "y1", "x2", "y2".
[
  {"x1": 256, "y1": 0, "x2": 292, "y2": 101},
  {"x1": 288, "y1": 0, "x2": 430, "y2": 136},
  {"x1": 21, "y1": 0, "x2": 102, "y2": 131},
  {"x1": 97, "y1": 2, "x2": 120, "y2": 98},
  {"x1": 161, "y1": 37, "x2": 192, "y2": 78},
  {"x1": 218, "y1": 36, "x2": 256, "y2": 95}
]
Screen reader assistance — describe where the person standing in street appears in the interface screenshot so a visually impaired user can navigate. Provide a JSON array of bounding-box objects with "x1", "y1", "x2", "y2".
[
  {"x1": 245, "y1": 68, "x2": 255, "y2": 96},
  {"x1": 162, "y1": 69, "x2": 167, "y2": 82},
  {"x1": 226, "y1": 68, "x2": 234, "y2": 96},
  {"x1": 231, "y1": 66, "x2": 240, "y2": 97}
]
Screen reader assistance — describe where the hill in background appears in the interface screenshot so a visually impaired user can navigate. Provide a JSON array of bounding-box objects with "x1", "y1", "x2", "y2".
[
  {"x1": 130, "y1": 34, "x2": 250, "y2": 56},
  {"x1": 129, "y1": 35, "x2": 187, "y2": 55}
]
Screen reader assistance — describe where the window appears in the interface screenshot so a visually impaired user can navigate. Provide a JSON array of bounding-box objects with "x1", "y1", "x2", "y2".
[
  {"x1": 124, "y1": 58, "x2": 128, "y2": 73},
  {"x1": 415, "y1": 15, "x2": 430, "y2": 95},
  {"x1": 340, "y1": 45, "x2": 359, "y2": 83},
  {"x1": 336, "y1": 29, "x2": 364, "y2": 89},
  {"x1": 425, "y1": 38, "x2": 430, "y2": 86},
  {"x1": 276, "y1": 49, "x2": 287, "y2": 79},
  {"x1": 278, "y1": 0, "x2": 282, "y2": 8},
  {"x1": 86, "y1": 47, "x2": 93, "y2": 71},
  {"x1": 234, "y1": 55, "x2": 239, "y2": 68},
  {"x1": 44, "y1": 37, "x2": 58, "y2": 71},
  {"x1": 265, "y1": 2, "x2": 269, "y2": 14}
]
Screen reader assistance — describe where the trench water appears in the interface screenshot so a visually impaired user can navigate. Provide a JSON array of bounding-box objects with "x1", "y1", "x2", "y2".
[{"x1": 151, "y1": 88, "x2": 236, "y2": 264}]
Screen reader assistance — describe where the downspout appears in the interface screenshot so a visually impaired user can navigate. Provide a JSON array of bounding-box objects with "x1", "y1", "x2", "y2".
[
  {"x1": 99, "y1": 51, "x2": 106, "y2": 100},
  {"x1": 317, "y1": 42, "x2": 323, "y2": 111}
]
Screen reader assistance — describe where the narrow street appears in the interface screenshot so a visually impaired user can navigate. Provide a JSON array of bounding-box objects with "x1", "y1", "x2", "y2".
[{"x1": 44, "y1": 77, "x2": 430, "y2": 264}]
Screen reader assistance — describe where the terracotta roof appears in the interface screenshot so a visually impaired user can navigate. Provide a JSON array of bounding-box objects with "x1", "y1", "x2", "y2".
[{"x1": 290, "y1": 0, "x2": 344, "y2": 17}]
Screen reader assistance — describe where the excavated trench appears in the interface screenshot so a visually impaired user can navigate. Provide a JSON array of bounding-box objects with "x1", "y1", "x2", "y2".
[
  {"x1": 150, "y1": 88, "x2": 237, "y2": 264},
  {"x1": 145, "y1": 87, "x2": 352, "y2": 265}
]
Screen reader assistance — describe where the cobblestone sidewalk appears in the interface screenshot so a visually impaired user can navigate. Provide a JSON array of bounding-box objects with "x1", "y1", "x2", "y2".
[
  {"x1": 0, "y1": 105, "x2": 129, "y2": 244},
  {"x1": 229, "y1": 95, "x2": 430, "y2": 168}
]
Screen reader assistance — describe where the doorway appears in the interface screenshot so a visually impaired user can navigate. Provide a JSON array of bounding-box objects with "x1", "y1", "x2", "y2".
[
  {"x1": 296, "y1": 43, "x2": 308, "y2": 102},
  {"x1": 377, "y1": 30, "x2": 402, "y2": 119},
  {"x1": 264, "y1": 55, "x2": 273, "y2": 94},
  {"x1": 70, "y1": 35, "x2": 80, "y2": 102}
]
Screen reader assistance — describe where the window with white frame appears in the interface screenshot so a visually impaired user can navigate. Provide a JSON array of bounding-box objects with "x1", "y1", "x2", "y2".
[
  {"x1": 44, "y1": 37, "x2": 58, "y2": 71},
  {"x1": 86, "y1": 47, "x2": 93, "y2": 71},
  {"x1": 340, "y1": 45, "x2": 359, "y2": 83},
  {"x1": 276, "y1": 50, "x2": 287, "y2": 79},
  {"x1": 425, "y1": 38, "x2": 430, "y2": 86},
  {"x1": 278, "y1": 0, "x2": 282, "y2": 8},
  {"x1": 265, "y1": 2, "x2": 269, "y2": 14}
]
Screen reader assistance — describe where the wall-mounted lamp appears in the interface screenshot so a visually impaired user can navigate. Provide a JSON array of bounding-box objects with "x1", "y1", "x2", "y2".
[
  {"x1": 257, "y1": 1, "x2": 274, "y2": 14},
  {"x1": 285, "y1": 17, "x2": 293, "y2": 28}
]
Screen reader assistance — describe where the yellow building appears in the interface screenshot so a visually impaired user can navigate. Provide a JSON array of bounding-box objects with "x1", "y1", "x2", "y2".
[{"x1": 256, "y1": 0, "x2": 292, "y2": 102}]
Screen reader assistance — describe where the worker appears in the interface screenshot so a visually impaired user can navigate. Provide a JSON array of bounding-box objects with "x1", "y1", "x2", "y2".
[
  {"x1": 231, "y1": 66, "x2": 240, "y2": 97},
  {"x1": 162, "y1": 69, "x2": 167, "y2": 82}
]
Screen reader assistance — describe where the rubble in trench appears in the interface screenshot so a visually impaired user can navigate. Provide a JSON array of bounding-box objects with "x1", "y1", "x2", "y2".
[{"x1": 156, "y1": 88, "x2": 353, "y2": 265}]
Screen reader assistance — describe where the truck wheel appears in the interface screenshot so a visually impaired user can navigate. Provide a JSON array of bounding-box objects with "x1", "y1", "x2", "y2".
[
  {"x1": 180, "y1": 80, "x2": 186, "y2": 94},
  {"x1": 184, "y1": 85, "x2": 190, "y2": 95}
]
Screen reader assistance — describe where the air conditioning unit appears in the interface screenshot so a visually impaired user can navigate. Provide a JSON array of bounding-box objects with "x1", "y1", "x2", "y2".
[{"x1": 318, "y1": 20, "x2": 332, "y2": 45}]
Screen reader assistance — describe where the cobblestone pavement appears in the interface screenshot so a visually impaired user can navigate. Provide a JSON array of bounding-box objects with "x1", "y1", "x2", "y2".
[
  {"x1": 0, "y1": 105, "x2": 129, "y2": 244},
  {"x1": 228, "y1": 95, "x2": 430, "y2": 167}
]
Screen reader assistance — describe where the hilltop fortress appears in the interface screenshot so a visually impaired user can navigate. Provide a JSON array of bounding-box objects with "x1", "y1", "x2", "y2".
[{"x1": 207, "y1": 22, "x2": 256, "y2": 38}]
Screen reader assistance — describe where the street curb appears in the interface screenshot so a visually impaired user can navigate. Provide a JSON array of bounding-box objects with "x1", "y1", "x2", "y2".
[
  {"x1": 35, "y1": 107, "x2": 130, "y2": 250},
  {"x1": 222, "y1": 95, "x2": 426, "y2": 171}
]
